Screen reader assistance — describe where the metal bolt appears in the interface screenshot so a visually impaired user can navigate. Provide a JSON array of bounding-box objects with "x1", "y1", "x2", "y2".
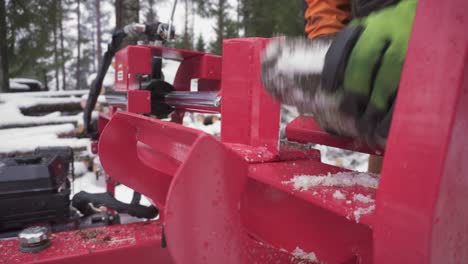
[
  {"x1": 18, "y1": 226, "x2": 50, "y2": 253},
  {"x1": 214, "y1": 96, "x2": 222, "y2": 107}
]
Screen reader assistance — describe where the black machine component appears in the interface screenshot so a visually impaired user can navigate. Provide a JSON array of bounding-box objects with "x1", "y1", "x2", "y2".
[
  {"x1": 0, "y1": 147, "x2": 159, "y2": 238},
  {"x1": 0, "y1": 147, "x2": 73, "y2": 232},
  {"x1": 84, "y1": 22, "x2": 175, "y2": 136},
  {"x1": 72, "y1": 191, "x2": 158, "y2": 219},
  {"x1": 0, "y1": 147, "x2": 156, "y2": 239}
]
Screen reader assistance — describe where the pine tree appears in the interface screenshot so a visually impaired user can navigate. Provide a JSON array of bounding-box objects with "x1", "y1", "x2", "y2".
[
  {"x1": 116, "y1": 0, "x2": 140, "y2": 47},
  {"x1": 0, "y1": 0, "x2": 9, "y2": 92},
  {"x1": 196, "y1": 0, "x2": 236, "y2": 54},
  {"x1": 236, "y1": 0, "x2": 241, "y2": 36},
  {"x1": 181, "y1": 0, "x2": 194, "y2": 50},
  {"x1": 5, "y1": 0, "x2": 62, "y2": 87},
  {"x1": 52, "y1": 0, "x2": 59, "y2": 91},
  {"x1": 195, "y1": 34, "x2": 206, "y2": 52},
  {"x1": 143, "y1": 0, "x2": 158, "y2": 23},
  {"x1": 116, "y1": 0, "x2": 140, "y2": 29},
  {"x1": 76, "y1": 0, "x2": 81, "y2": 89},
  {"x1": 95, "y1": 0, "x2": 102, "y2": 68},
  {"x1": 72, "y1": 0, "x2": 100, "y2": 89},
  {"x1": 59, "y1": 0, "x2": 67, "y2": 90},
  {"x1": 240, "y1": 0, "x2": 303, "y2": 38}
]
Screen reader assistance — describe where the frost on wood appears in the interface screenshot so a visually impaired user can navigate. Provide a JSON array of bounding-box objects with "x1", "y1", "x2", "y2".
[
  {"x1": 0, "y1": 124, "x2": 75, "y2": 140},
  {"x1": 283, "y1": 171, "x2": 379, "y2": 191},
  {"x1": 332, "y1": 190, "x2": 346, "y2": 200},
  {"x1": 0, "y1": 134, "x2": 89, "y2": 155},
  {"x1": 0, "y1": 90, "x2": 87, "y2": 98},
  {"x1": 0, "y1": 102, "x2": 83, "y2": 128},
  {"x1": 291, "y1": 247, "x2": 318, "y2": 263}
]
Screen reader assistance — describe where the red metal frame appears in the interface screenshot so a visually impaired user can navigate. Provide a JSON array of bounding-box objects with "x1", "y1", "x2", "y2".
[
  {"x1": 2, "y1": 0, "x2": 467, "y2": 262},
  {"x1": 1, "y1": 222, "x2": 172, "y2": 264}
]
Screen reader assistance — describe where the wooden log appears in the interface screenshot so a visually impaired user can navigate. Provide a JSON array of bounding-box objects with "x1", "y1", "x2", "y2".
[
  {"x1": 0, "y1": 145, "x2": 88, "y2": 159},
  {"x1": 19, "y1": 102, "x2": 82, "y2": 116},
  {"x1": 0, "y1": 118, "x2": 79, "y2": 129}
]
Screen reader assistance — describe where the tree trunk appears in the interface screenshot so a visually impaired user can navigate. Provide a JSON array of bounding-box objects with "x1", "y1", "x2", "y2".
[
  {"x1": 115, "y1": 0, "x2": 140, "y2": 47},
  {"x1": 0, "y1": 0, "x2": 9, "y2": 93},
  {"x1": 95, "y1": 0, "x2": 102, "y2": 68},
  {"x1": 53, "y1": 1, "x2": 59, "y2": 91},
  {"x1": 59, "y1": 1, "x2": 66, "y2": 90},
  {"x1": 237, "y1": 0, "x2": 240, "y2": 36},
  {"x1": 76, "y1": 0, "x2": 81, "y2": 90},
  {"x1": 116, "y1": 0, "x2": 140, "y2": 29},
  {"x1": 217, "y1": 0, "x2": 225, "y2": 54},
  {"x1": 182, "y1": 0, "x2": 191, "y2": 49},
  {"x1": 191, "y1": 0, "x2": 195, "y2": 37},
  {"x1": 91, "y1": 25, "x2": 96, "y2": 72},
  {"x1": 145, "y1": 0, "x2": 156, "y2": 23}
]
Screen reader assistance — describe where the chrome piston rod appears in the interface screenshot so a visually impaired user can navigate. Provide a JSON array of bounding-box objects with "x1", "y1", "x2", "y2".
[
  {"x1": 105, "y1": 91, "x2": 221, "y2": 111},
  {"x1": 164, "y1": 91, "x2": 220, "y2": 108}
]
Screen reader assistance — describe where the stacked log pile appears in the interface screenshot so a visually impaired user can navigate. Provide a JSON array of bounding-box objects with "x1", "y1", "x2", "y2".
[{"x1": 0, "y1": 90, "x2": 97, "y2": 159}]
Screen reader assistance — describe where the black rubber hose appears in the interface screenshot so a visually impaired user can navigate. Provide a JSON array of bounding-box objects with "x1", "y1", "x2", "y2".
[
  {"x1": 72, "y1": 191, "x2": 158, "y2": 219},
  {"x1": 83, "y1": 29, "x2": 127, "y2": 136},
  {"x1": 131, "y1": 191, "x2": 142, "y2": 205}
]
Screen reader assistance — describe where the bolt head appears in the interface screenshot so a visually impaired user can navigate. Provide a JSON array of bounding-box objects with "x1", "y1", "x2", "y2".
[
  {"x1": 214, "y1": 96, "x2": 222, "y2": 107},
  {"x1": 18, "y1": 226, "x2": 50, "y2": 245}
]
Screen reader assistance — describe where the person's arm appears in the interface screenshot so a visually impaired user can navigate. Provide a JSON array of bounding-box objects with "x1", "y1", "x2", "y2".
[{"x1": 305, "y1": 0, "x2": 351, "y2": 39}]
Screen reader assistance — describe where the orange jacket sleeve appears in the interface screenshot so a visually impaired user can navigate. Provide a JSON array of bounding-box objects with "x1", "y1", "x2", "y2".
[{"x1": 305, "y1": 0, "x2": 351, "y2": 39}]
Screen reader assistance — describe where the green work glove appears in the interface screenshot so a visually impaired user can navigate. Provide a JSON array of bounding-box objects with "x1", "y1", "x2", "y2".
[{"x1": 322, "y1": 0, "x2": 418, "y2": 146}]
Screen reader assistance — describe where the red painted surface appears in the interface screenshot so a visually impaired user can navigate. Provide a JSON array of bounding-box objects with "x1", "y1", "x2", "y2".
[
  {"x1": 127, "y1": 90, "x2": 151, "y2": 114},
  {"x1": 3, "y1": 1, "x2": 467, "y2": 262},
  {"x1": 286, "y1": 116, "x2": 382, "y2": 155},
  {"x1": 114, "y1": 46, "x2": 152, "y2": 91},
  {"x1": 373, "y1": 0, "x2": 468, "y2": 263},
  {"x1": 221, "y1": 38, "x2": 281, "y2": 156},
  {"x1": 0, "y1": 222, "x2": 172, "y2": 264}
]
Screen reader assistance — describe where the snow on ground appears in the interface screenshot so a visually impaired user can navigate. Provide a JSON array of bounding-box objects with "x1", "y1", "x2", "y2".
[{"x1": 73, "y1": 161, "x2": 90, "y2": 177}]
